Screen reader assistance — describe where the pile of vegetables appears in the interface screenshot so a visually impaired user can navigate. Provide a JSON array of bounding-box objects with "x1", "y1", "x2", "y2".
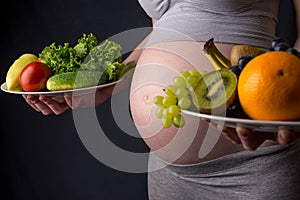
[
  {"x1": 39, "y1": 33, "x2": 98, "y2": 74},
  {"x1": 39, "y1": 33, "x2": 127, "y2": 84},
  {"x1": 6, "y1": 33, "x2": 134, "y2": 92}
]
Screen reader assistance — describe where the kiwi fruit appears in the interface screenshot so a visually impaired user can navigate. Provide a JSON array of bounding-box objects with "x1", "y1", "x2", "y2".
[
  {"x1": 192, "y1": 69, "x2": 237, "y2": 115},
  {"x1": 230, "y1": 45, "x2": 265, "y2": 66}
]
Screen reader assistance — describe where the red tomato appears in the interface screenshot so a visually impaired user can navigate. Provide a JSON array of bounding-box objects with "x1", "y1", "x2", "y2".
[{"x1": 19, "y1": 61, "x2": 52, "y2": 92}]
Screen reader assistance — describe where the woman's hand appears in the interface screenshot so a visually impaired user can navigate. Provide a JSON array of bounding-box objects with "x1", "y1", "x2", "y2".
[
  {"x1": 23, "y1": 94, "x2": 69, "y2": 115},
  {"x1": 222, "y1": 125, "x2": 298, "y2": 150},
  {"x1": 22, "y1": 83, "x2": 116, "y2": 115}
]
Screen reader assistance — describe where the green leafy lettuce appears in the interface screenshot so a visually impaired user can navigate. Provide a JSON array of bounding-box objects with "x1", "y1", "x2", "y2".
[
  {"x1": 39, "y1": 33, "x2": 129, "y2": 84},
  {"x1": 74, "y1": 33, "x2": 98, "y2": 60},
  {"x1": 80, "y1": 40, "x2": 122, "y2": 71},
  {"x1": 39, "y1": 33, "x2": 99, "y2": 74}
]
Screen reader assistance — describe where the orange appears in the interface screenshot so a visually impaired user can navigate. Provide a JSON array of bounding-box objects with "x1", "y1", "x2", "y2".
[{"x1": 238, "y1": 51, "x2": 300, "y2": 121}]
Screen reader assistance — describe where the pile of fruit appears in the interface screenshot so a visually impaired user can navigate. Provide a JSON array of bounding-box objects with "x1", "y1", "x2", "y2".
[
  {"x1": 154, "y1": 38, "x2": 300, "y2": 128},
  {"x1": 5, "y1": 33, "x2": 133, "y2": 92},
  {"x1": 153, "y1": 69, "x2": 207, "y2": 128}
]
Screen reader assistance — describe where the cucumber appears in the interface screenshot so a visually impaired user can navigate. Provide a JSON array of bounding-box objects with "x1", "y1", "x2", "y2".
[{"x1": 46, "y1": 71, "x2": 105, "y2": 91}]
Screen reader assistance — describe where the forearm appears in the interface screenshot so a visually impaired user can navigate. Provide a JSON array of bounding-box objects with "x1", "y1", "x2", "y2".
[
  {"x1": 293, "y1": 0, "x2": 300, "y2": 50},
  {"x1": 293, "y1": 39, "x2": 300, "y2": 51},
  {"x1": 94, "y1": 34, "x2": 151, "y2": 106},
  {"x1": 123, "y1": 34, "x2": 150, "y2": 64}
]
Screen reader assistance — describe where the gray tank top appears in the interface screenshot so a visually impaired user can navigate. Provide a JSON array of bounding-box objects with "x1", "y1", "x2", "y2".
[{"x1": 138, "y1": 0, "x2": 280, "y2": 48}]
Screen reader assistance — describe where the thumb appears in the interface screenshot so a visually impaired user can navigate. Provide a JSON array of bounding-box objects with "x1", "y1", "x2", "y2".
[
  {"x1": 64, "y1": 94, "x2": 73, "y2": 108},
  {"x1": 277, "y1": 127, "x2": 296, "y2": 144}
]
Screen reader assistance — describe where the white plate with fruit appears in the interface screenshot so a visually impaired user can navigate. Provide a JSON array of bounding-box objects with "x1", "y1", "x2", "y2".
[
  {"x1": 154, "y1": 38, "x2": 300, "y2": 133},
  {"x1": 181, "y1": 110, "x2": 300, "y2": 132}
]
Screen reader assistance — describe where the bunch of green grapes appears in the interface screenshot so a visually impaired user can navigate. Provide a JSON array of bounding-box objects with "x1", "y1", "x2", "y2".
[{"x1": 154, "y1": 69, "x2": 207, "y2": 128}]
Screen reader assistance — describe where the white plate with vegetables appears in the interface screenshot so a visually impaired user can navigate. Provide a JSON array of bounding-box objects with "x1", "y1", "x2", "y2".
[
  {"x1": 2, "y1": 33, "x2": 134, "y2": 97},
  {"x1": 181, "y1": 110, "x2": 300, "y2": 132},
  {"x1": 1, "y1": 80, "x2": 119, "y2": 97}
]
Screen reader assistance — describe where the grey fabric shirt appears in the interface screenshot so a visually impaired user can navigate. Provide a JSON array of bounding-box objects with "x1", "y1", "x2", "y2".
[
  {"x1": 148, "y1": 141, "x2": 300, "y2": 200},
  {"x1": 138, "y1": 0, "x2": 280, "y2": 48}
]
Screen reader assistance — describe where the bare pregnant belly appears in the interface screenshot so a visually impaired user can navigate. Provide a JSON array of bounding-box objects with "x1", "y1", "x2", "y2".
[{"x1": 130, "y1": 41, "x2": 244, "y2": 164}]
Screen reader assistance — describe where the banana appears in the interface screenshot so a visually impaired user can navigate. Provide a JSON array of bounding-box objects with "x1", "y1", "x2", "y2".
[
  {"x1": 6, "y1": 53, "x2": 38, "y2": 91},
  {"x1": 203, "y1": 38, "x2": 232, "y2": 70}
]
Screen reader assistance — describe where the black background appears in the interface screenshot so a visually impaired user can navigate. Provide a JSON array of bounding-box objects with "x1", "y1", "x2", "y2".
[
  {"x1": 0, "y1": 1, "x2": 151, "y2": 200},
  {"x1": 0, "y1": 0, "x2": 296, "y2": 200}
]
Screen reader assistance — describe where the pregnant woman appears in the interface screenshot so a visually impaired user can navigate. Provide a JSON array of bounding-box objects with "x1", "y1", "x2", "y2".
[
  {"x1": 130, "y1": 0, "x2": 300, "y2": 199},
  {"x1": 23, "y1": 0, "x2": 300, "y2": 199}
]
